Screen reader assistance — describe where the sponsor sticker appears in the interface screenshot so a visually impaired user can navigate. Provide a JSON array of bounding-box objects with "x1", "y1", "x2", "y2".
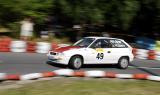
[{"x1": 95, "y1": 48, "x2": 104, "y2": 52}]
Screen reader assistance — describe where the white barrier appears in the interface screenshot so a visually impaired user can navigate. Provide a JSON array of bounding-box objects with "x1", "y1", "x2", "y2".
[
  {"x1": 135, "y1": 49, "x2": 149, "y2": 59},
  {"x1": 36, "y1": 42, "x2": 51, "y2": 53},
  {"x1": 0, "y1": 73, "x2": 6, "y2": 80},
  {"x1": 136, "y1": 49, "x2": 148, "y2": 54},
  {"x1": 156, "y1": 51, "x2": 160, "y2": 56},
  {"x1": 10, "y1": 41, "x2": 26, "y2": 52},
  {"x1": 135, "y1": 55, "x2": 147, "y2": 59},
  {"x1": 147, "y1": 76, "x2": 160, "y2": 81},
  {"x1": 1, "y1": 69, "x2": 160, "y2": 82},
  {"x1": 156, "y1": 56, "x2": 160, "y2": 60},
  {"x1": 85, "y1": 71, "x2": 105, "y2": 77},
  {"x1": 1, "y1": 39, "x2": 160, "y2": 61},
  {"x1": 54, "y1": 69, "x2": 74, "y2": 76},
  {"x1": 20, "y1": 73, "x2": 43, "y2": 80},
  {"x1": 115, "y1": 74, "x2": 133, "y2": 79}
]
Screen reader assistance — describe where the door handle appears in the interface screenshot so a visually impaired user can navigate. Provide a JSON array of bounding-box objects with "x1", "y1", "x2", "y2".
[{"x1": 107, "y1": 51, "x2": 111, "y2": 53}]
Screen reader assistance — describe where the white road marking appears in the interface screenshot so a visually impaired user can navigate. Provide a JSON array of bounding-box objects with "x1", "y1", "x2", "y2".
[{"x1": 129, "y1": 66, "x2": 160, "y2": 70}]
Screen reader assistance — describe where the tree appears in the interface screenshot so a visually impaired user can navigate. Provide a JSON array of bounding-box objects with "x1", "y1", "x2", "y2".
[
  {"x1": 0, "y1": 0, "x2": 54, "y2": 26},
  {"x1": 0, "y1": 0, "x2": 160, "y2": 38}
]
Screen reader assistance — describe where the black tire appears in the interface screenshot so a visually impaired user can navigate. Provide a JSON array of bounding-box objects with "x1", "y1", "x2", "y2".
[
  {"x1": 69, "y1": 56, "x2": 83, "y2": 69},
  {"x1": 117, "y1": 57, "x2": 129, "y2": 69},
  {"x1": 46, "y1": 60, "x2": 53, "y2": 64}
]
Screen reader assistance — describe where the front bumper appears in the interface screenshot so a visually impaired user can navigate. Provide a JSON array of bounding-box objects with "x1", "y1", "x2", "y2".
[{"x1": 47, "y1": 55, "x2": 70, "y2": 65}]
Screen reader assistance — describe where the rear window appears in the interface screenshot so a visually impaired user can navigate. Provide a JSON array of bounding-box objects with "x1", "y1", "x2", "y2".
[{"x1": 109, "y1": 39, "x2": 128, "y2": 48}]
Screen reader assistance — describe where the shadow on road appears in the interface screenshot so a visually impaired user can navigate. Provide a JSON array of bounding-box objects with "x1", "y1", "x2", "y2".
[
  {"x1": 46, "y1": 61, "x2": 119, "y2": 69},
  {"x1": 82, "y1": 64, "x2": 117, "y2": 69},
  {"x1": 46, "y1": 61, "x2": 68, "y2": 68}
]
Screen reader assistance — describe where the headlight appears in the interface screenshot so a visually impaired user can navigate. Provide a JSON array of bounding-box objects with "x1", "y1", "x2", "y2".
[{"x1": 57, "y1": 52, "x2": 65, "y2": 56}]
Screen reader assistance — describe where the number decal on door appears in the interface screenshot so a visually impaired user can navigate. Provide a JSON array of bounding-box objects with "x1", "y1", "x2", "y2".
[{"x1": 96, "y1": 53, "x2": 104, "y2": 59}]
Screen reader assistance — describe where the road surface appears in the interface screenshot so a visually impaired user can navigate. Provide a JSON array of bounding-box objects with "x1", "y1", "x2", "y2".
[{"x1": 0, "y1": 52, "x2": 160, "y2": 76}]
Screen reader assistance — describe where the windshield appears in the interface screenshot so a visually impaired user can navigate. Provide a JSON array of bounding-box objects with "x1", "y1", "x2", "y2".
[{"x1": 73, "y1": 38, "x2": 95, "y2": 47}]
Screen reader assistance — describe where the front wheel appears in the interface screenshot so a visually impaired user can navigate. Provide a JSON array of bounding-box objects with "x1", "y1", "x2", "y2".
[
  {"x1": 117, "y1": 57, "x2": 129, "y2": 69},
  {"x1": 69, "y1": 56, "x2": 83, "y2": 69}
]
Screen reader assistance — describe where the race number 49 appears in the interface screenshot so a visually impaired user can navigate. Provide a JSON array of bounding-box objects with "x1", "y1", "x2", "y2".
[{"x1": 96, "y1": 53, "x2": 104, "y2": 59}]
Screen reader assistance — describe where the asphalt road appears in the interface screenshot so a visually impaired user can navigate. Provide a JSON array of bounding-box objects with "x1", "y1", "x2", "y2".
[{"x1": 0, "y1": 52, "x2": 160, "y2": 76}]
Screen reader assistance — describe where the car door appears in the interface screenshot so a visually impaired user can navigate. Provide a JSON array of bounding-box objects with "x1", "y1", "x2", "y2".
[
  {"x1": 106, "y1": 39, "x2": 130, "y2": 63},
  {"x1": 88, "y1": 39, "x2": 113, "y2": 64},
  {"x1": 96, "y1": 39, "x2": 116, "y2": 64}
]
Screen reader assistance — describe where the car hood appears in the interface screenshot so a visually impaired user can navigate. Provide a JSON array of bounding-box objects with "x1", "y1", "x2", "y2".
[{"x1": 54, "y1": 46, "x2": 80, "y2": 53}]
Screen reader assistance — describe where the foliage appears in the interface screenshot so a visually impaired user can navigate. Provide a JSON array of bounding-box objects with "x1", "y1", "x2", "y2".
[{"x1": 0, "y1": 0, "x2": 159, "y2": 36}]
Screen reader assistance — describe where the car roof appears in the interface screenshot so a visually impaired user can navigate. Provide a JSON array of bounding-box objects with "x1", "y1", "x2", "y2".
[{"x1": 85, "y1": 36, "x2": 123, "y2": 40}]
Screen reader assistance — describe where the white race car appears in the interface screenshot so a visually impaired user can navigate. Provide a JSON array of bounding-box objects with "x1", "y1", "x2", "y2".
[{"x1": 47, "y1": 37, "x2": 134, "y2": 69}]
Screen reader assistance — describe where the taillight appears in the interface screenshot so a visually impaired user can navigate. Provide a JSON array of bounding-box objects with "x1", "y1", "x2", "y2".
[{"x1": 132, "y1": 48, "x2": 137, "y2": 57}]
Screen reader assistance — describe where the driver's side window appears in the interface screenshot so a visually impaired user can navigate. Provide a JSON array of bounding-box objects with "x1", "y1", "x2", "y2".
[{"x1": 90, "y1": 39, "x2": 110, "y2": 48}]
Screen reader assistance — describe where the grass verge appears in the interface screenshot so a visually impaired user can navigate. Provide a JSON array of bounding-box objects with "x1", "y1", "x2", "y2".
[{"x1": 0, "y1": 78, "x2": 160, "y2": 95}]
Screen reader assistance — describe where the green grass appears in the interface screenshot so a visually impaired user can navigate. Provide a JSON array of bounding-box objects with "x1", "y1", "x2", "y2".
[{"x1": 0, "y1": 78, "x2": 160, "y2": 95}]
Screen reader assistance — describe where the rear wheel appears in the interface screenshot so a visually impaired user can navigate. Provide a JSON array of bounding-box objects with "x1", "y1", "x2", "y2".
[
  {"x1": 69, "y1": 56, "x2": 83, "y2": 69},
  {"x1": 117, "y1": 57, "x2": 129, "y2": 69}
]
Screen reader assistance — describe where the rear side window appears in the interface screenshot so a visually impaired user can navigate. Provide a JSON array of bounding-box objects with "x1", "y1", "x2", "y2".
[{"x1": 109, "y1": 39, "x2": 128, "y2": 48}]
